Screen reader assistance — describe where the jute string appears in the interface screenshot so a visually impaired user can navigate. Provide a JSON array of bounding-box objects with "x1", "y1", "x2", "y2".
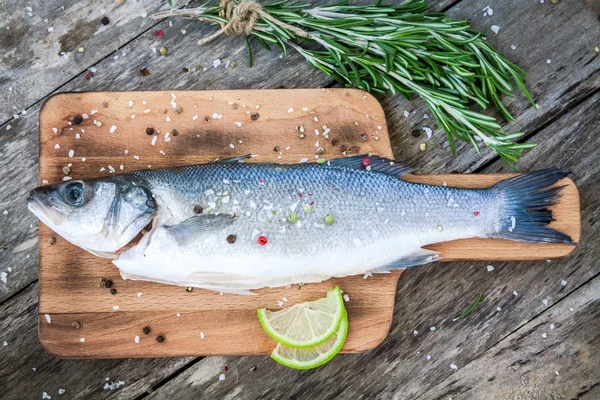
[{"x1": 197, "y1": 0, "x2": 310, "y2": 46}]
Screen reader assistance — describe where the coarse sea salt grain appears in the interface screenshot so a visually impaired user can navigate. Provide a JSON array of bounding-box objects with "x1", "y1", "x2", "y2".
[
  {"x1": 128, "y1": 100, "x2": 134, "y2": 108},
  {"x1": 109, "y1": 125, "x2": 117, "y2": 134},
  {"x1": 487, "y1": 265, "x2": 494, "y2": 272},
  {"x1": 422, "y1": 127, "x2": 432, "y2": 139},
  {"x1": 450, "y1": 364, "x2": 458, "y2": 370},
  {"x1": 54, "y1": 144, "x2": 60, "y2": 149},
  {"x1": 68, "y1": 149, "x2": 74, "y2": 157},
  {"x1": 219, "y1": 373, "x2": 225, "y2": 381},
  {"x1": 561, "y1": 280, "x2": 568, "y2": 286},
  {"x1": 80, "y1": 337, "x2": 85, "y2": 342},
  {"x1": 213, "y1": 59, "x2": 221, "y2": 68},
  {"x1": 287, "y1": 108, "x2": 294, "y2": 113},
  {"x1": 113, "y1": 305, "x2": 119, "y2": 311},
  {"x1": 430, "y1": 326, "x2": 436, "y2": 331},
  {"x1": 52, "y1": 127, "x2": 58, "y2": 134},
  {"x1": 63, "y1": 176, "x2": 72, "y2": 181},
  {"x1": 151, "y1": 136, "x2": 158, "y2": 146},
  {"x1": 343, "y1": 294, "x2": 350, "y2": 302},
  {"x1": 542, "y1": 332, "x2": 547, "y2": 338},
  {"x1": 413, "y1": 330, "x2": 418, "y2": 336},
  {"x1": 45, "y1": 314, "x2": 51, "y2": 323},
  {"x1": 550, "y1": 323, "x2": 555, "y2": 330},
  {"x1": 200, "y1": 332, "x2": 205, "y2": 339},
  {"x1": 134, "y1": 335, "x2": 140, "y2": 343},
  {"x1": 0, "y1": 272, "x2": 7, "y2": 283},
  {"x1": 543, "y1": 299, "x2": 549, "y2": 306},
  {"x1": 137, "y1": 292, "x2": 142, "y2": 297},
  {"x1": 2, "y1": 341, "x2": 7, "y2": 346},
  {"x1": 491, "y1": 25, "x2": 500, "y2": 34},
  {"x1": 42, "y1": 392, "x2": 51, "y2": 399},
  {"x1": 58, "y1": 389, "x2": 65, "y2": 395},
  {"x1": 513, "y1": 291, "x2": 518, "y2": 296},
  {"x1": 511, "y1": 44, "x2": 517, "y2": 50}
]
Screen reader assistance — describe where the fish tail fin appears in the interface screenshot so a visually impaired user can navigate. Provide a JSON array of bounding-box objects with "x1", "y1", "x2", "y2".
[{"x1": 492, "y1": 169, "x2": 574, "y2": 244}]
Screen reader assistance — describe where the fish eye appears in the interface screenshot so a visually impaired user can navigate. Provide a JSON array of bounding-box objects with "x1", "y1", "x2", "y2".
[{"x1": 62, "y1": 181, "x2": 84, "y2": 206}]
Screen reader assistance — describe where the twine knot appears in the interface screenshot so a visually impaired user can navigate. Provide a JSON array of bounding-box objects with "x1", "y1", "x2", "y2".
[{"x1": 198, "y1": 0, "x2": 309, "y2": 46}]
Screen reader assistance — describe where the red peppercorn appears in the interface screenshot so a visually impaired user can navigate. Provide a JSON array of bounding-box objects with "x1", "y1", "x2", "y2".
[
  {"x1": 154, "y1": 30, "x2": 164, "y2": 37},
  {"x1": 224, "y1": 366, "x2": 229, "y2": 372},
  {"x1": 298, "y1": 193, "x2": 303, "y2": 198},
  {"x1": 361, "y1": 157, "x2": 371, "y2": 167},
  {"x1": 84, "y1": 71, "x2": 94, "y2": 80},
  {"x1": 257, "y1": 235, "x2": 268, "y2": 246},
  {"x1": 473, "y1": 211, "x2": 480, "y2": 216}
]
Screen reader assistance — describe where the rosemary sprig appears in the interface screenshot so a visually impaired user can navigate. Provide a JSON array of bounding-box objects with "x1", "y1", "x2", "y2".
[
  {"x1": 154, "y1": 0, "x2": 536, "y2": 168},
  {"x1": 452, "y1": 292, "x2": 485, "y2": 321}
]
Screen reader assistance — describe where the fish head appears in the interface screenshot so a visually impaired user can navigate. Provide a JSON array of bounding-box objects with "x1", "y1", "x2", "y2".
[{"x1": 27, "y1": 177, "x2": 156, "y2": 257}]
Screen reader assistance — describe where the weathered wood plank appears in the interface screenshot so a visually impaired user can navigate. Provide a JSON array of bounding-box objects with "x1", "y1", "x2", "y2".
[
  {"x1": 421, "y1": 276, "x2": 600, "y2": 400},
  {"x1": 0, "y1": 0, "x2": 597, "y2": 397},
  {"x1": 385, "y1": 0, "x2": 599, "y2": 172},
  {"x1": 0, "y1": 282, "x2": 195, "y2": 399},
  {"x1": 141, "y1": 93, "x2": 600, "y2": 400},
  {"x1": 0, "y1": 0, "x2": 169, "y2": 123}
]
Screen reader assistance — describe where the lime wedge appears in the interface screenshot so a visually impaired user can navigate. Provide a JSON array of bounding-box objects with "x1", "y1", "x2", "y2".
[
  {"x1": 270, "y1": 312, "x2": 348, "y2": 370},
  {"x1": 257, "y1": 287, "x2": 345, "y2": 348}
]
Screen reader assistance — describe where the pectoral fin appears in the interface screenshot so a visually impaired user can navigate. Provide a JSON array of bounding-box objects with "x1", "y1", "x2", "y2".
[{"x1": 165, "y1": 214, "x2": 235, "y2": 245}]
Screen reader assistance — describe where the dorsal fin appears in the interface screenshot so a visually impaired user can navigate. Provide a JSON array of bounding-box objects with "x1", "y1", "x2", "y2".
[{"x1": 326, "y1": 155, "x2": 414, "y2": 176}]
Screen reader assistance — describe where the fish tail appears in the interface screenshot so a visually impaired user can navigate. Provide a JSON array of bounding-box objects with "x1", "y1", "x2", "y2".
[{"x1": 492, "y1": 169, "x2": 574, "y2": 244}]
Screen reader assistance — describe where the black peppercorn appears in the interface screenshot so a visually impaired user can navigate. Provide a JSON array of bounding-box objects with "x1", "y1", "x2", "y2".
[
  {"x1": 72, "y1": 115, "x2": 83, "y2": 125},
  {"x1": 331, "y1": 139, "x2": 338, "y2": 146},
  {"x1": 100, "y1": 16, "x2": 110, "y2": 25},
  {"x1": 140, "y1": 67, "x2": 149, "y2": 76},
  {"x1": 250, "y1": 113, "x2": 259, "y2": 121},
  {"x1": 145, "y1": 127, "x2": 155, "y2": 135},
  {"x1": 156, "y1": 335, "x2": 165, "y2": 343},
  {"x1": 340, "y1": 144, "x2": 347, "y2": 153},
  {"x1": 273, "y1": 146, "x2": 280, "y2": 152},
  {"x1": 411, "y1": 129, "x2": 421, "y2": 137},
  {"x1": 193, "y1": 205, "x2": 203, "y2": 214},
  {"x1": 172, "y1": 129, "x2": 179, "y2": 136},
  {"x1": 226, "y1": 234, "x2": 237, "y2": 244},
  {"x1": 104, "y1": 279, "x2": 113, "y2": 288},
  {"x1": 110, "y1": 289, "x2": 117, "y2": 295},
  {"x1": 143, "y1": 326, "x2": 151, "y2": 335}
]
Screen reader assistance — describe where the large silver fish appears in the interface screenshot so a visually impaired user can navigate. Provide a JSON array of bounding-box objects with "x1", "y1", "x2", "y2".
[{"x1": 28, "y1": 155, "x2": 573, "y2": 294}]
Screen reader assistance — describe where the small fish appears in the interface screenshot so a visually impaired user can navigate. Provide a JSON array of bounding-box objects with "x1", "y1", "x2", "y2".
[{"x1": 28, "y1": 155, "x2": 574, "y2": 294}]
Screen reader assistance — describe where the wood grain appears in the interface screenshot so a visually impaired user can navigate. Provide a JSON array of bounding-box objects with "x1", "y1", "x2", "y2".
[
  {"x1": 37, "y1": 89, "x2": 579, "y2": 358},
  {"x1": 0, "y1": 0, "x2": 596, "y2": 397}
]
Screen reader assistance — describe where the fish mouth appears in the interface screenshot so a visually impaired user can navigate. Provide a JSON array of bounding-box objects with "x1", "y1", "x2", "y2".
[{"x1": 27, "y1": 193, "x2": 62, "y2": 228}]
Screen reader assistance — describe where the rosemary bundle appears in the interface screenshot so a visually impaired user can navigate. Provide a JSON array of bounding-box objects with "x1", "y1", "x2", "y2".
[{"x1": 154, "y1": 0, "x2": 536, "y2": 167}]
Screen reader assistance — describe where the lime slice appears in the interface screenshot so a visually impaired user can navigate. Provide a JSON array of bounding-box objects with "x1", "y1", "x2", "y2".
[
  {"x1": 270, "y1": 312, "x2": 348, "y2": 370},
  {"x1": 257, "y1": 287, "x2": 345, "y2": 348}
]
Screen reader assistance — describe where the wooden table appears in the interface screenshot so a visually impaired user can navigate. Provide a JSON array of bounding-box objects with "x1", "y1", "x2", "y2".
[{"x1": 0, "y1": 0, "x2": 598, "y2": 398}]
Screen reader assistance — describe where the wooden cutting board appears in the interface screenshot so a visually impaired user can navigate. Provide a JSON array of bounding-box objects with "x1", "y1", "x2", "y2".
[{"x1": 37, "y1": 89, "x2": 580, "y2": 358}]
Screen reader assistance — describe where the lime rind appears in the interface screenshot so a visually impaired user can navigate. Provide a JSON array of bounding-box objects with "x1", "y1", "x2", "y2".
[
  {"x1": 270, "y1": 311, "x2": 348, "y2": 370},
  {"x1": 257, "y1": 287, "x2": 345, "y2": 348}
]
